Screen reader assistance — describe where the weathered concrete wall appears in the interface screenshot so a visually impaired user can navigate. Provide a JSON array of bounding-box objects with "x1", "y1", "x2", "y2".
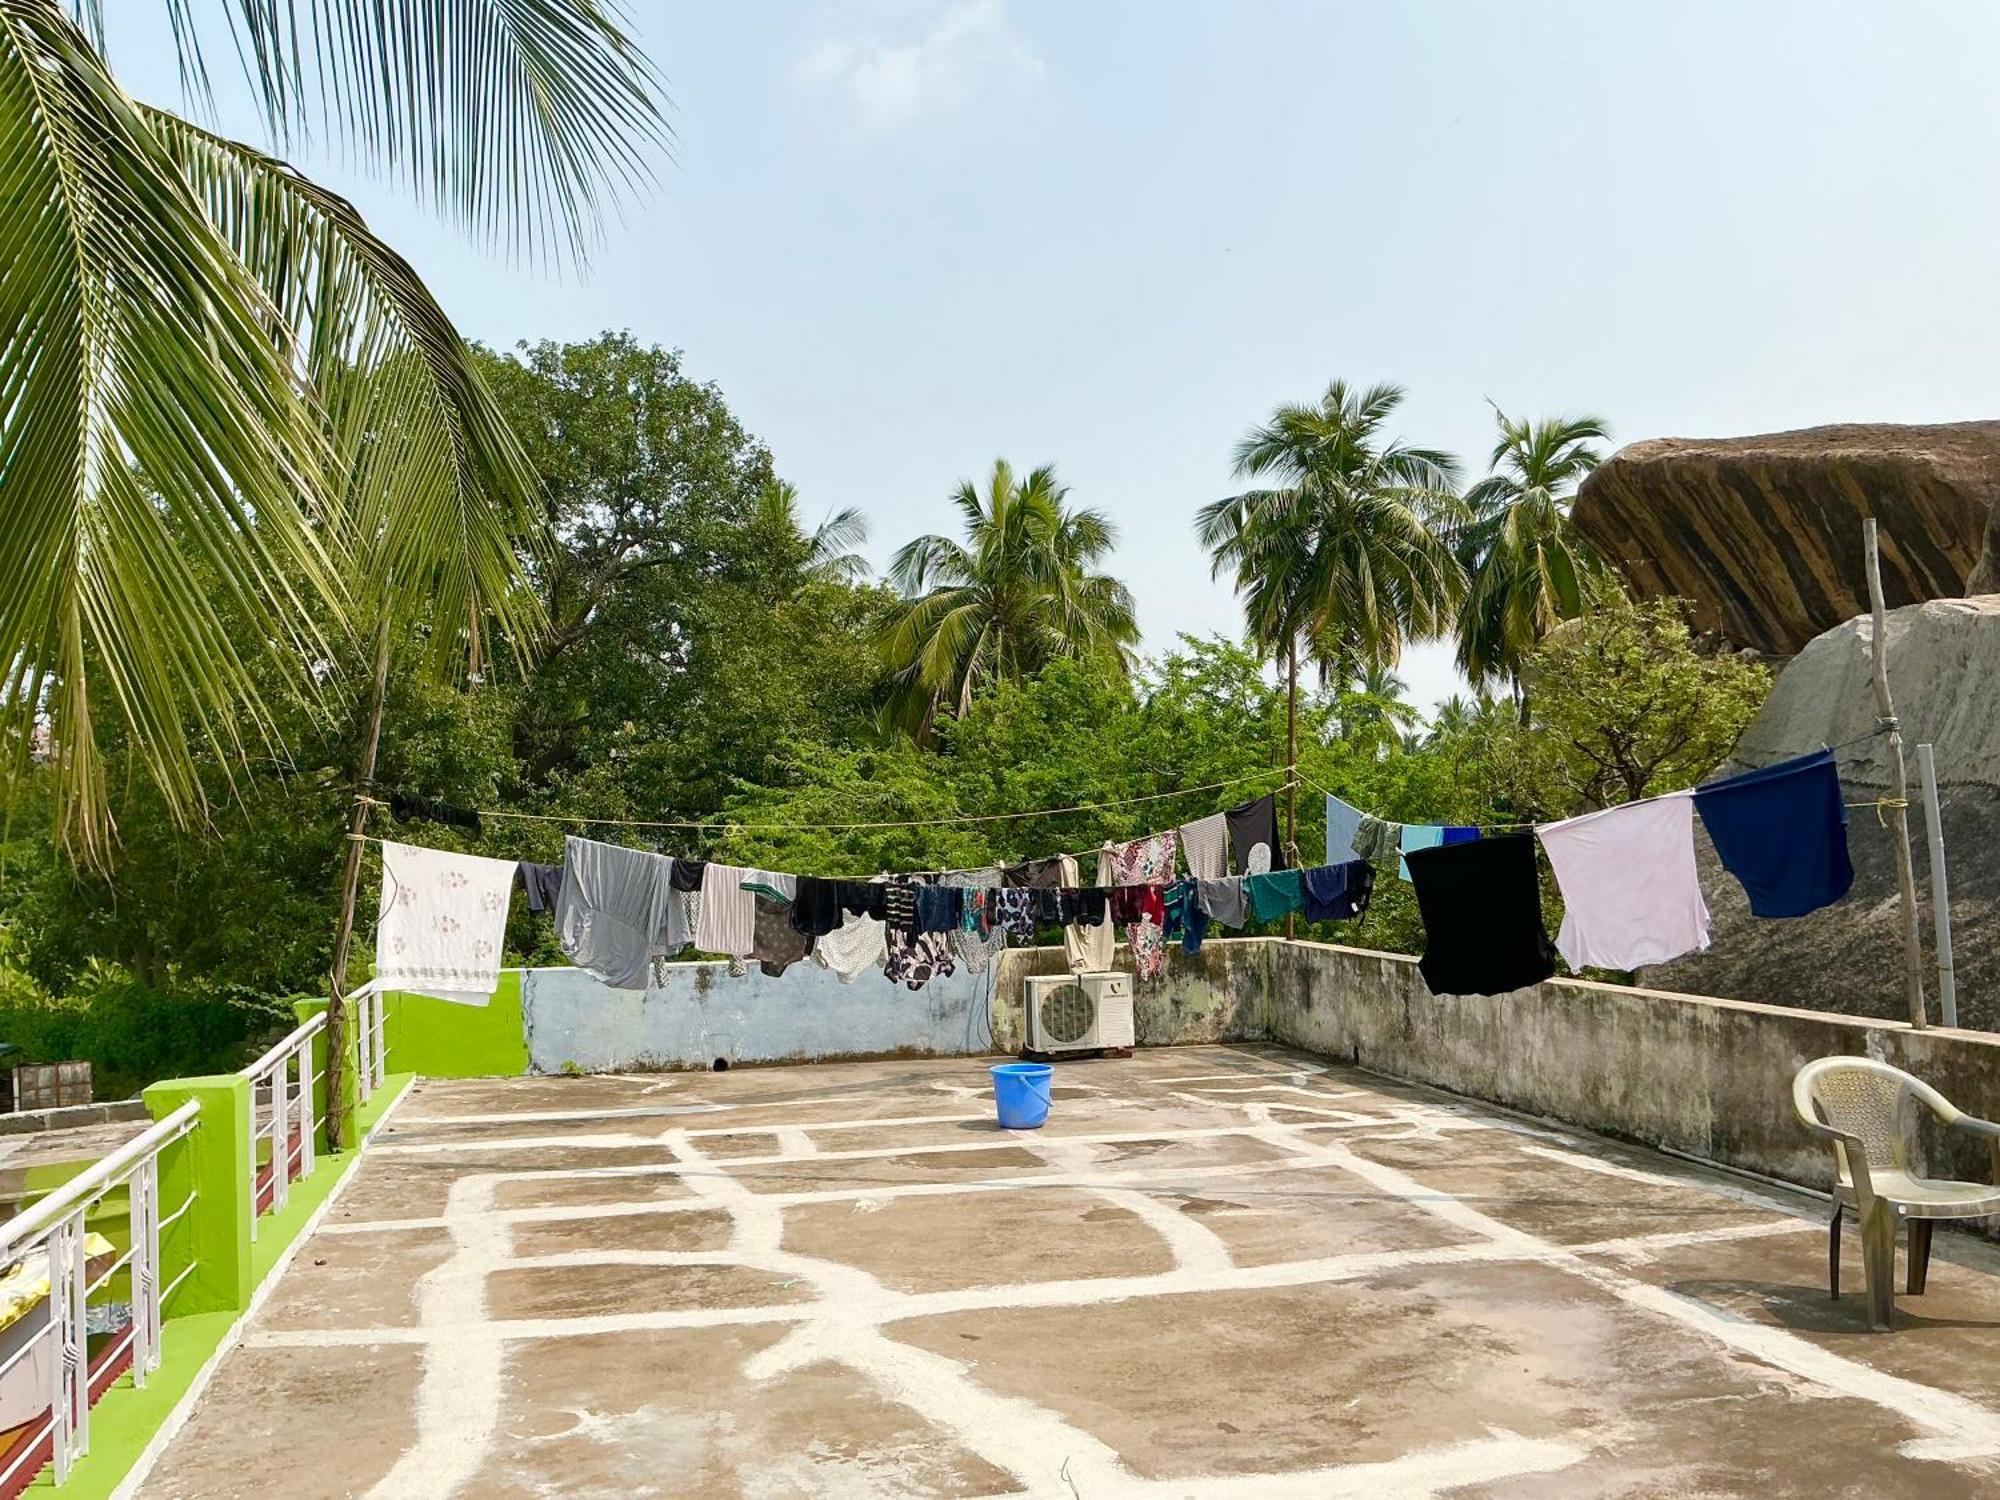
[
  {"x1": 520, "y1": 939, "x2": 1276, "y2": 1073},
  {"x1": 988, "y1": 939, "x2": 1272, "y2": 1054},
  {"x1": 521, "y1": 960, "x2": 998, "y2": 1073},
  {"x1": 1259, "y1": 938, "x2": 2000, "y2": 1195}
]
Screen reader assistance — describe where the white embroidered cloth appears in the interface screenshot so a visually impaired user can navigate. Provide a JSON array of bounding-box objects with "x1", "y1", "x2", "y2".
[{"x1": 374, "y1": 841, "x2": 517, "y2": 1006}]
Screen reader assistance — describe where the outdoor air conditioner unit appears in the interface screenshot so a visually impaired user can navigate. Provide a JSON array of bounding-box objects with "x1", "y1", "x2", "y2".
[{"x1": 1023, "y1": 971, "x2": 1134, "y2": 1056}]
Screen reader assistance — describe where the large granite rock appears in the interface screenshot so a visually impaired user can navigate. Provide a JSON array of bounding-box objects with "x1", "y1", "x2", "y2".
[
  {"x1": 1573, "y1": 422, "x2": 2000, "y2": 656},
  {"x1": 1643, "y1": 596, "x2": 2000, "y2": 1027}
]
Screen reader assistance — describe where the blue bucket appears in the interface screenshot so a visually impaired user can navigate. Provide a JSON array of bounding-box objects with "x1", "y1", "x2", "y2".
[{"x1": 991, "y1": 1062, "x2": 1054, "y2": 1130}]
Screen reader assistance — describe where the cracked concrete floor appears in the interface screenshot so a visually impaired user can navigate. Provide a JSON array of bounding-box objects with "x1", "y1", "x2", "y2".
[{"x1": 133, "y1": 1046, "x2": 2000, "y2": 1498}]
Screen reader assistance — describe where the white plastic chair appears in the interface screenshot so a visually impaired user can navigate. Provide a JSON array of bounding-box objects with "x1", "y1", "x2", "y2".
[{"x1": 1793, "y1": 1057, "x2": 2000, "y2": 1330}]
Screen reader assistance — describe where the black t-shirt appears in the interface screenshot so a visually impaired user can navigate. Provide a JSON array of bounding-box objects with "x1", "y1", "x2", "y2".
[{"x1": 1405, "y1": 833, "x2": 1556, "y2": 996}]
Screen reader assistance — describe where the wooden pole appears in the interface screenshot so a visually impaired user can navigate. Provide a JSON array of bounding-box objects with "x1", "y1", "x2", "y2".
[
  {"x1": 1862, "y1": 518, "x2": 1927, "y2": 1030},
  {"x1": 1917, "y1": 742, "x2": 1958, "y2": 1028},
  {"x1": 1284, "y1": 642, "x2": 1298, "y2": 940},
  {"x1": 325, "y1": 615, "x2": 393, "y2": 1148}
]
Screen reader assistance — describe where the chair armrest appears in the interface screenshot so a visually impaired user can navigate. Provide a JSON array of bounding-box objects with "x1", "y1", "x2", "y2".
[
  {"x1": 1797, "y1": 1116, "x2": 1877, "y2": 1204},
  {"x1": 1946, "y1": 1113, "x2": 2000, "y2": 1140}
]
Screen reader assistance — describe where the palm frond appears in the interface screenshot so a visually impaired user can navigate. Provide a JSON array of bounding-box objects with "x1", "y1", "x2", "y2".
[
  {"x1": 93, "y1": 0, "x2": 669, "y2": 261},
  {"x1": 0, "y1": 0, "x2": 343, "y2": 858},
  {"x1": 151, "y1": 110, "x2": 548, "y2": 678}
]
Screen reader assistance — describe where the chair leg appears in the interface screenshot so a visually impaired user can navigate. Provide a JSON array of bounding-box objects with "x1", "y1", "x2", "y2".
[
  {"x1": 1861, "y1": 1200, "x2": 1897, "y2": 1330},
  {"x1": 1828, "y1": 1204, "x2": 1842, "y2": 1300},
  {"x1": 1908, "y1": 1218, "x2": 1933, "y2": 1296}
]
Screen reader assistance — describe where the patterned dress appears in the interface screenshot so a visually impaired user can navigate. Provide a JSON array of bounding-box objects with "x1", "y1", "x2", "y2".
[{"x1": 1108, "y1": 829, "x2": 1179, "y2": 983}]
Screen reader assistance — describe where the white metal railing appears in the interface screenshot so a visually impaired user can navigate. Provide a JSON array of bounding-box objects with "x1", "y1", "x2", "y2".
[
  {"x1": 0, "y1": 1101, "x2": 199, "y2": 1488},
  {"x1": 242, "y1": 1014, "x2": 325, "y2": 1240},
  {"x1": 352, "y1": 989, "x2": 387, "y2": 1105}
]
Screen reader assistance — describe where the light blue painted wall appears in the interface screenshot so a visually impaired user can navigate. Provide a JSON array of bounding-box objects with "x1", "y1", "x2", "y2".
[{"x1": 521, "y1": 959, "x2": 1000, "y2": 1073}]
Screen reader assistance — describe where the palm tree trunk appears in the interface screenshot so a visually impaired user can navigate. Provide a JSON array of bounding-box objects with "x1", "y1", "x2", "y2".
[
  {"x1": 1284, "y1": 643, "x2": 1298, "y2": 942},
  {"x1": 325, "y1": 614, "x2": 392, "y2": 1150}
]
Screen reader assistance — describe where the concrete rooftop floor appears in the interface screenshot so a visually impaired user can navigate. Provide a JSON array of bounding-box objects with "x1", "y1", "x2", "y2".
[{"x1": 133, "y1": 1045, "x2": 2000, "y2": 1499}]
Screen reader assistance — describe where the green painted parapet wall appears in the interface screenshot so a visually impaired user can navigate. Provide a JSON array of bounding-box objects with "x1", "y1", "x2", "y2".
[{"x1": 382, "y1": 971, "x2": 529, "y2": 1078}]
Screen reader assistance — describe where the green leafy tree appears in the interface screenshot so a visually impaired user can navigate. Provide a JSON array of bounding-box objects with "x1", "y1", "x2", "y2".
[
  {"x1": 880, "y1": 460, "x2": 1138, "y2": 740},
  {"x1": 1479, "y1": 596, "x2": 1770, "y2": 818},
  {"x1": 757, "y1": 480, "x2": 872, "y2": 584},
  {"x1": 2, "y1": 0, "x2": 664, "y2": 857},
  {"x1": 1455, "y1": 410, "x2": 1611, "y2": 716}
]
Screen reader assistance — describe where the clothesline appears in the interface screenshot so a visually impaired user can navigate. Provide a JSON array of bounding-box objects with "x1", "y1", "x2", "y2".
[
  {"x1": 1300, "y1": 721, "x2": 1901, "y2": 849},
  {"x1": 361, "y1": 767, "x2": 1288, "y2": 837}
]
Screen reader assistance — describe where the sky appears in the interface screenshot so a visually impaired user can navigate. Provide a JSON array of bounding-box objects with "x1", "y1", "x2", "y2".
[{"x1": 112, "y1": 1, "x2": 2000, "y2": 716}]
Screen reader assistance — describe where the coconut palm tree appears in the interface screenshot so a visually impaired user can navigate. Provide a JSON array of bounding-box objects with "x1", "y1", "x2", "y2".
[
  {"x1": 6, "y1": 0, "x2": 664, "y2": 1142},
  {"x1": 1196, "y1": 380, "x2": 1462, "y2": 863},
  {"x1": 755, "y1": 480, "x2": 872, "y2": 585},
  {"x1": 1, "y1": 0, "x2": 665, "y2": 861},
  {"x1": 880, "y1": 461, "x2": 1137, "y2": 739},
  {"x1": 1455, "y1": 410, "x2": 1611, "y2": 716}
]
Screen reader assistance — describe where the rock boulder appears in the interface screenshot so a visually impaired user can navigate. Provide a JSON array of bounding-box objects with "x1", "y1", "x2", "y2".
[
  {"x1": 1643, "y1": 596, "x2": 2000, "y2": 1027},
  {"x1": 1573, "y1": 422, "x2": 2000, "y2": 656}
]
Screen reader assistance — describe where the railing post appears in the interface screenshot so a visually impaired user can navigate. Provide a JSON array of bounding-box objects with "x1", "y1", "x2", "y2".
[
  {"x1": 291, "y1": 998, "x2": 359, "y2": 1155},
  {"x1": 47, "y1": 1212, "x2": 86, "y2": 1481},
  {"x1": 141, "y1": 1077, "x2": 254, "y2": 1316},
  {"x1": 129, "y1": 1155, "x2": 160, "y2": 1386},
  {"x1": 296, "y1": 1044, "x2": 316, "y2": 1181},
  {"x1": 271, "y1": 1054, "x2": 290, "y2": 1216}
]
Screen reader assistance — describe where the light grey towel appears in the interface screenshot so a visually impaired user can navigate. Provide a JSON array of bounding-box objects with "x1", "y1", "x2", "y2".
[
  {"x1": 1179, "y1": 812, "x2": 1229, "y2": 880},
  {"x1": 555, "y1": 835, "x2": 684, "y2": 991},
  {"x1": 1197, "y1": 876, "x2": 1250, "y2": 929}
]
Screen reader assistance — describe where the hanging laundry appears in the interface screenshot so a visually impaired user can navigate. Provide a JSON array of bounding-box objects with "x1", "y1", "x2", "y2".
[
  {"x1": 515, "y1": 861, "x2": 564, "y2": 916},
  {"x1": 752, "y1": 895, "x2": 811, "y2": 977},
  {"x1": 1197, "y1": 876, "x2": 1250, "y2": 928},
  {"x1": 1060, "y1": 852, "x2": 1114, "y2": 974},
  {"x1": 1225, "y1": 793, "x2": 1283, "y2": 872},
  {"x1": 991, "y1": 887, "x2": 1038, "y2": 942},
  {"x1": 836, "y1": 879, "x2": 888, "y2": 921},
  {"x1": 1031, "y1": 887, "x2": 1065, "y2": 926},
  {"x1": 1538, "y1": 793, "x2": 1711, "y2": 971},
  {"x1": 1693, "y1": 749, "x2": 1854, "y2": 919},
  {"x1": 1441, "y1": 826, "x2": 1480, "y2": 845},
  {"x1": 1301, "y1": 861, "x2": 1375, "y2": 923},
  {"x1": 789, "y1": 876, "x2": 846, "y2": 938},
  {"x1": 1325, "y1": 795, "x2": 1366, "y2": 865},
  {"x1": 883, "y1": 881, "x2": 955, "y2": 990},
  {"x1": 1179, "y1": 812, "x2": 1229, "y2": 880},
  {"x1": 1405, "y1": 834, "x2": 1556, "y2": 996},
  {"x1": 1000, "y1": 857, "x2": 1066, "y2": 889},
  {"x1": 1246, "y1": 869, "x2": 1304, "y2": 923},
  {"x1": 1398, "y1": 824, "x2": 1445, "y2": 880},
  {"x1": 1110, "y1": 884, "x2": 1166, "y2": 926},
  {"x1": 387, "y1": 790, "x2": 482, "y2": 836},
  {"x1": 668, "y1": 859, "x2": 707, "y2": 892},
  {"x1": 376, "y1": 841, "x2": 518, "y2": 1005},
  {"x1": 1353, "y1": 816, "x2": 1402, "y2": 863},
  {"x1": 694, "y1": 861, "x2": 757, "y2": 959},
  {"x1": 1109, "y1": 829, "x2": 1178, "y2": 982},
  {"x1": 914, "y1": 884, "x2": 964, "y2": 934},
  {"x1": 815, "y1": 911, "x2": 887, "y2": 982},
  {"x1": 741, "y1": 871, "x2": 797, "y2": 902},
  {"x1": 942, "y1": 867, "x2": 1006, "y2": 974},
  {"x1": 1175, "y1": 884, "x2": 1211, "y2": 954},
  {"x1": 554, "y1": 836, "x2": 684, "y2": 991},
  {"x1": 1161, "y1": 879, "x2": 1197, "y2": 941}
]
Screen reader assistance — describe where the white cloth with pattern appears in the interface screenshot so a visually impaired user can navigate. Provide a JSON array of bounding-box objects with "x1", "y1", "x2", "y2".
[
  {"x1": 373, "y1": 841, "x2": 517, "y2": 1006},
  {"x1": 815, "y1": 912, "x2": 888, "y2": 982},
  {"x1": 1064, "y1": 849, "x2": 1115, "y2": 973}
]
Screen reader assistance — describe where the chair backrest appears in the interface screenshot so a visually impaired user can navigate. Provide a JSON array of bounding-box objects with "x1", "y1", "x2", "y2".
[{"x1": 1793, "y1": 1057, "x2": 1930, "y2": 1180}]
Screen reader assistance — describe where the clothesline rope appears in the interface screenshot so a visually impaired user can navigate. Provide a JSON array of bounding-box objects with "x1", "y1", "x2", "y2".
[{"x1": 359, "y1": 768, "x2": 1293, "y2": 838}]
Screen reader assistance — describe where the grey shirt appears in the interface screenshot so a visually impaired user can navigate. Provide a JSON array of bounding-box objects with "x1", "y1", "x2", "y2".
[
  {"x1": 1196, "y1": 875, "x2": 1250, "y2": 929},
  {"x1": 555, "y1": 835, "x2": 685, "y2": 990}
]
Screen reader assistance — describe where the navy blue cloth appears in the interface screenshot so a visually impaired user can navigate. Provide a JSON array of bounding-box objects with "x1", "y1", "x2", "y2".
[
  {"x1": 1441, "y1": 826, "x2": 1480, "y2": 846},
  {"x1": 913, "y1": 884, "x2": 964, "y2": 933},
  {"x1": 1301, "y1": 861, "x2": 1375, "y2": 922},
  {"x1": 1693, "y1": 749, "x2": 1852, "y2": 919}
]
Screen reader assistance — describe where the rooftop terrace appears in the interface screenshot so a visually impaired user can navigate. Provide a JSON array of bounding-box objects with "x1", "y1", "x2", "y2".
[{"x1": 131, "y1": 1044, "x2": 2000, "y2": 1498}]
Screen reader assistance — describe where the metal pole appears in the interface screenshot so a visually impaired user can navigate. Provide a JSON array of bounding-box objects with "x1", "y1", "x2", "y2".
[
  {"x1": 1863, "y1": 518, "x2": 1928, "y2": 1030},
  {"x1": 1917, "y1": 742, "x2": 1958, "y2": 1028}
]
